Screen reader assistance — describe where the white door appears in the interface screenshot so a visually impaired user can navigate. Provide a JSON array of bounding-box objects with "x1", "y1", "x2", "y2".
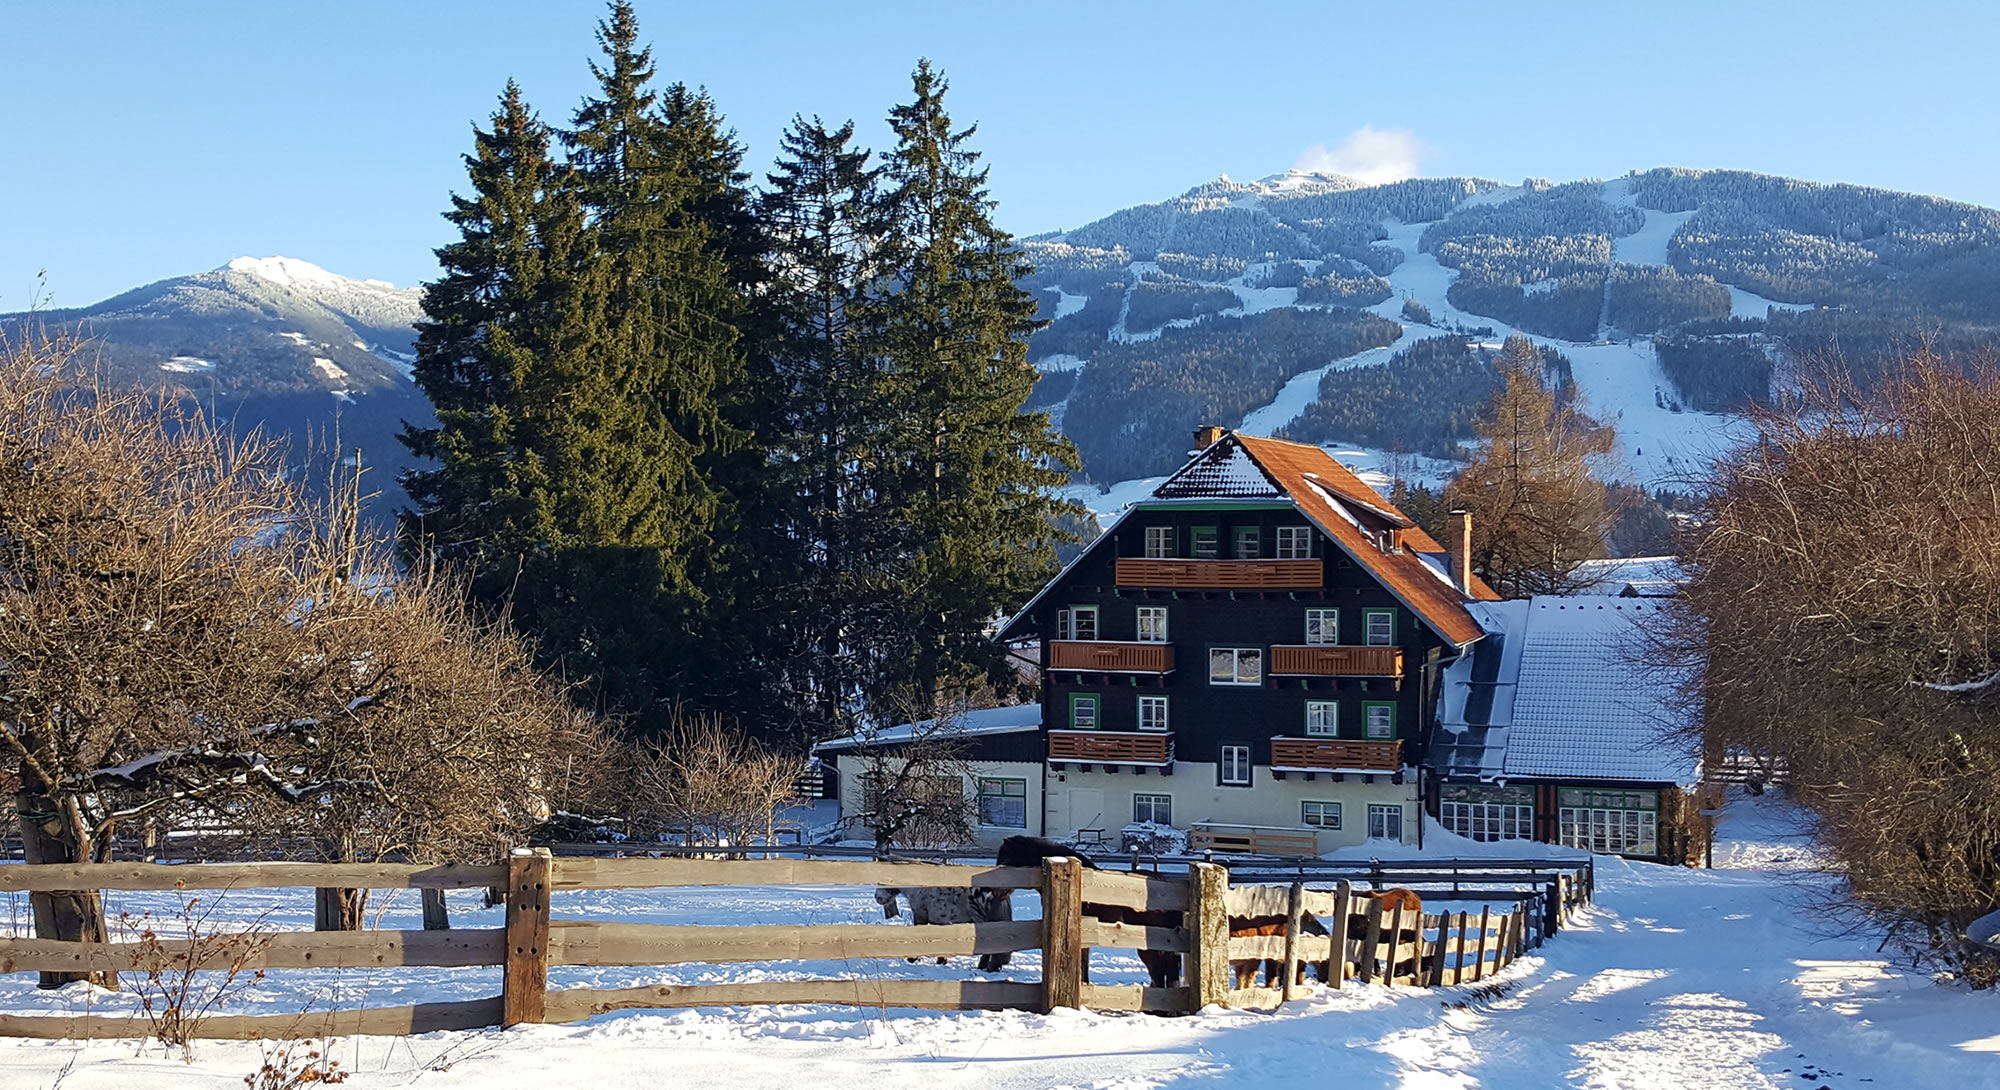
[{"x1": 1066, "y1": 788, "x2": 1106, "y2": 838}]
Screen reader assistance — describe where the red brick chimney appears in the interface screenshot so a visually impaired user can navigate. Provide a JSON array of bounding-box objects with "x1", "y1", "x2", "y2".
[{"x1": 1448, "y1": 509, "x2": 1473, "y2": 595}]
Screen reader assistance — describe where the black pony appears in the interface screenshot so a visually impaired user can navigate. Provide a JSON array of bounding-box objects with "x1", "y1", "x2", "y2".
[{"x1": 993, "y1": 835, "x2": 1183, "y2": 988}]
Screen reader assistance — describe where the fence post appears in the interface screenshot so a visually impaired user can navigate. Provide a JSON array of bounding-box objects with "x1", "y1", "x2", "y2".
[
  {"x1": 1187, "y1": 861, "x2": 1230, "y2": 1010},
  {"x1": 1358, "y1": 897, "x2": 1383, "y2": 984},
  {"x1": 1425, "y1": 914, "x2": 1447, "y2": 987},
  {"x1": 421, "y1": 888, "x2": 451, "y2": 931},
  {"x1": 1280, "y1": 881, "x2": 1304, "y2": 1003},
  {"x1": 1385, "y1": 902, "x2": 1406, "y2": 987},
  {"x1": 502, "y1": 848, "x2": 553, "y2": 1027},
  {"x1": 1449, "y1": 910, "x2": 1469, "y2": 986},
  {"x1": 1543, "y1": 879, "x2": 1560, "y2": 940},
  {"x1": 1326, "y1": 879, "x2": 1351, "y2": 989},
  {"x1": 1472, "y1": 906, "x2": 1491, "y2": 981},
  {"x1": 1041, "y1": 856, "x2": 1083, "y2": 1012}
]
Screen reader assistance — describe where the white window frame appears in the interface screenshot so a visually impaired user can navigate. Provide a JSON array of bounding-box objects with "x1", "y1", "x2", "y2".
[
  {"x1": 1144, "y1": 526, "x2": 1175, "y2": 558},
  {"x1": 1133, "y1": 793, "x2": 1172, "y2": 825},
  {"x1": 1057, "y1": 605, "x2": 1099, "y2": 642},
  {"x1": 1302, "y1": 801, "x2": 1342, "y2": 829},
  {"x1": 1137, "y1": 694, "x2": 1169, "y2": 732},
  {"x1": 1136, "y1": 605, "x2": 1168, "y2": 643},
  {"x1": 1276, "y1": 525, "x2": 1314, "y2": 559},
  {"x1": 1209, "y1": 647, "x2": 1264, "y2": 686},
  {"x1": 1363, "y1": 609, "x2": 1395, "y2": 646},
  {"x1": 1304, "y1": 607, "x2": 1338, "y2": 645},
  {"x1": 1367, "y1": 804, "x2": 1403, "y2": 841},
  {"x1": 976, "y1": 778, "x2": 1029, "y2": 828},
  {"x1": 1440, "y1": 800, "x2": 1534, "y2": 843},
  {"x1": 1363, "y1": 702, "x2": 1396, "y2": 740},
  {"x1": 1558, "y1": 807, "x2": 1658, "y2": 857},
  {"x1": 1220, "y1": 745, "x2": 1252, "y2": 785},
  {"x1": 1305, "y1": 700, "x2": 1338, "y2": 737}
]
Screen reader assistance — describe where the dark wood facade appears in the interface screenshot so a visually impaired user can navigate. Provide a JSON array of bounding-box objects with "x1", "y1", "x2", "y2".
[{"x1": 1017, "y1": 501, "x2": 1461, "y2": 777}]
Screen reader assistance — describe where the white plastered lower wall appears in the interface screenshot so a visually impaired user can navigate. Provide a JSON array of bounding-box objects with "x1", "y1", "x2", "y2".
[
  {"x1": 834, "y1": 758, "x2": 1046, "y2": 850},
  {"x1": 1044, "y1": 762, "x2": 1419, "y2": 852}
]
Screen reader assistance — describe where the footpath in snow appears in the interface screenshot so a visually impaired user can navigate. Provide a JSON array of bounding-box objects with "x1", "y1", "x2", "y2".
[{"x1": 1, "y1": 790, "x2": 1995, "y2": 1089}]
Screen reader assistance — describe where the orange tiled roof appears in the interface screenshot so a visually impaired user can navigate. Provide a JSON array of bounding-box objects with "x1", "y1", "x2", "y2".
[{"x1": 1233, "y1": 433, "x2": 1499, "y2": 645}]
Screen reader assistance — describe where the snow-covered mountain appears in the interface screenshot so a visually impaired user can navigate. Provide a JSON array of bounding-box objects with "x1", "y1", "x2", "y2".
[
  {"x1": 0, "y1": 257, "x2": 435, "y2": 522},
  {"x1": 1024, "y1": 168, "x2": 2000, "y2": 519}
]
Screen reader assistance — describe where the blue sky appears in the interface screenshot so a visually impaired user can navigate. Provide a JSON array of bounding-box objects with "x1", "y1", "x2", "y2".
[{"x1": 7, "y1": 0, "x2": 1999, "y2": 306}]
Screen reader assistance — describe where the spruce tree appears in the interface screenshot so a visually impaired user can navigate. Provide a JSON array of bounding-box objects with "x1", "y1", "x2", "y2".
[
  {"x1": 758, "y1": 115, "x2": 897, "y2": 738},
  {"x1": 874, "y1": 61, "x2": 1081, "y2": 709},
  {"x1": 401, "y1": 81, "x2": 592, "y2": 594}
]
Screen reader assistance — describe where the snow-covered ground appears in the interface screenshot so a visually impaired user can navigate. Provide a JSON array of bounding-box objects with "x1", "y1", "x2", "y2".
[{"x1": 3, "y1": 790, "x2": 1994, "y2": 1089}]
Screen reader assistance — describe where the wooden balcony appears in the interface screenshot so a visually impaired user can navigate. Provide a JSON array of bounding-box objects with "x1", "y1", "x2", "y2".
[
  {"x1": 1048, "y1": 730, "x2": 1174, "y2": 765},
  {"x1": 1269, "y1": 644, "x2": 1404, "y2": 677},
  {"x1": 1269, "y1": 737, "x2": 1402, "y2": 773},
  {"x1": 1114, "y1": 557, "x2": 1323, "y2": 589},
  {"x1": 1049, "y1": 640, "x2": 1174, "y2": 674}
]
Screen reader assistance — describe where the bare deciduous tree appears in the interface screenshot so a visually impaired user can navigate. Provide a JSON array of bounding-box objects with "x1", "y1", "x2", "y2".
[
  {"x1": 847, "y1": 696, "x2": 979, "y2": 855},
  {"x1": 1675, "y1": 348, "x2": 2000, "y2": 982}
]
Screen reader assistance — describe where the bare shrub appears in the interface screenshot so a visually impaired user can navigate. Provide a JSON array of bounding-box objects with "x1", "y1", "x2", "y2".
[
  {"x1": 244, "y1": 1038, "x2": 349, "y2": 1088},
  {"x1": 1676, "y1": 348, "x2": 2000, "y2": 979},
  {"x1": 117, "y1": 882, "x2": 274, "y2": 1060},
  {"x1": 624, "y1": 712, "x2": 804, "y2": 851},
  {"x1": 847, "y1": 696, "x2": 979, "y2": 854}
]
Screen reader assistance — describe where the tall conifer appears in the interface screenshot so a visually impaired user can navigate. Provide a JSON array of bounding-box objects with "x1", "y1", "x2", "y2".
[
  {"x1": 401, "y1": 81, "x2": 594, "y2": 595},
  {"x1": 875, "y1": 61, "x2": 1081, "y2": 708},
  {"x1": 758, "y1": 116, "x2": 897, "y2": 737}
]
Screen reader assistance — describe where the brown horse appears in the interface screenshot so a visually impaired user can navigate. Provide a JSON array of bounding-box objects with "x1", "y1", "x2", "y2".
[{"x1": 1228, "y1": 912, "x2": 1330, "y2": 989}]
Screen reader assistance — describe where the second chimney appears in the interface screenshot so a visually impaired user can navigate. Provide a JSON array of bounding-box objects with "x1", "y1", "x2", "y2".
[
  {"x1": 1448, "y1": 509, "x2": 1473, "y2": 596},
  {"x1": 1193, "y1": 424, "x2": 1226, "y2": 450}
]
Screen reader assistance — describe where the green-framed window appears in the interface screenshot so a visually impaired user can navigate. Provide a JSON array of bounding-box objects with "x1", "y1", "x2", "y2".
[
  {"x1": 1069, "y1": 692, "x2": 1101, "y2": 730},
  {"x1": 1362, "y1": 700, "x2": 1396, "y2": 739},
  {"x1": 1190, "y1": 526, "x2": 1219, "y2": 559},
  {"x1": 1362, "y1": 608, "x2": 1397, "y2": 646},
  {"x1": 977, "y1": 778, "x2": 1028, "y2": 828}
]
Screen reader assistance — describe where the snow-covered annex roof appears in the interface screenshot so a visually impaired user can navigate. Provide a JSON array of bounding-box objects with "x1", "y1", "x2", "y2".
[
  {"x1": 812, "y1": 704, "x2": 1041, "y2": 753},
  {"x1": 1434, "y1": 596, "x2": 1699, "y2": 786},
  {"x1": 1567, "y1": 556, "x2": 1685, "y2": 598}
]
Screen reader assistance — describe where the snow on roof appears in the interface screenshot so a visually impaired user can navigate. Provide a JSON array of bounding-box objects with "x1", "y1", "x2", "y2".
[
  {"x1": 1151, "y1": 440, "x2": 1282, "y2": 498},
  {"x1": 812, "y1": 704, "x2": 1042, "y2": 753},
  {"x1": 1568, "y1": 556, "x2": 1685, "y2": 597},
  {"x1": 1436, "y1": 597, "x2": 1698, "y2": 785}
]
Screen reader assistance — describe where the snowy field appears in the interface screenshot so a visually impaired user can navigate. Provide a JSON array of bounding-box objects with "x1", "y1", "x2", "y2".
[{"x1": 2, "y1": 790, "x2": 1996, "y2": 1089}]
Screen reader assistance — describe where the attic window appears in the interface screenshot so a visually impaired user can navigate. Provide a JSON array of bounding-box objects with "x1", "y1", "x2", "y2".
[{"x1": 1379, "y1": 529, "x2": 1403, "y2": 553}]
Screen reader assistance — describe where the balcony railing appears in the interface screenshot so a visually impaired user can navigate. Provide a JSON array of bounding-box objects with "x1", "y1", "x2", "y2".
[
  {"x1": 1268, "y1": 736, "x2": 1402, "y2": 773},
  {"x1": 1048, "y1": 640, "x2": 1174, "y2": 673},
  {"x1": 1268, "y1": 644, "x2": 1403, "y2": 677},
  {"x1": 1047, "y1": 730, "x2": 1174, "y2": 765},
  {"x1": 1114, "y1": 558, "x2": 1323, "y2": 589}
]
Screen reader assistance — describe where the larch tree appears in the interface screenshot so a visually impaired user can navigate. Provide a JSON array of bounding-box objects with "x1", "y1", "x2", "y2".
[
  {"x1": 1444, "y1": 334, "x2": 1616, "y2": 596},
  {"x1": 873, "y1": 60, "x2": 1081, "y2": 711}
]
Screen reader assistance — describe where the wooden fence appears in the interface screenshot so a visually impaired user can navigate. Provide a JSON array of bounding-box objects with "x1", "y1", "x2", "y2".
[{"x1": 0, "y1": 850, "x2": 1589, "y2": 1039}]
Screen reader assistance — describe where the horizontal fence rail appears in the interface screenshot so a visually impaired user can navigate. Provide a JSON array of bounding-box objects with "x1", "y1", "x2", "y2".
[{"x1": 0, "y1": 846, "x2": 1591, "y2": 1038}]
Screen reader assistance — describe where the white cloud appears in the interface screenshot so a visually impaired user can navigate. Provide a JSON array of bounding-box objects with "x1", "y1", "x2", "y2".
[{"x1": 1293, "y1": 126, "x2": 1433, "y2": 186}]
